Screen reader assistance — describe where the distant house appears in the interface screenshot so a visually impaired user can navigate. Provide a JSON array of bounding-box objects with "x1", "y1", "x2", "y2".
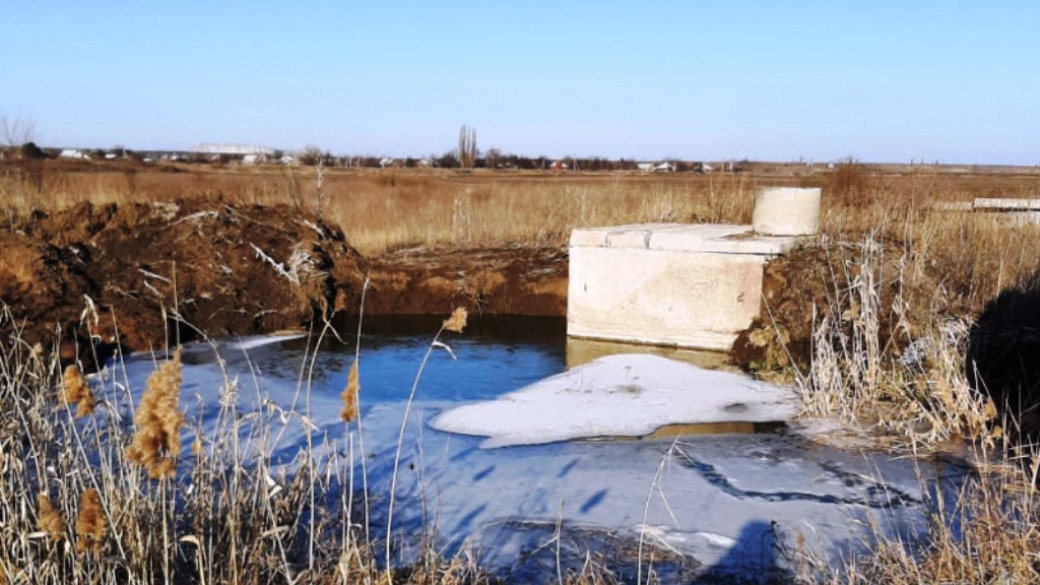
[
  {"x1": 693, "y1": 162, "x2": 714, "y2": 174},
  {"x1": 105, "y1": 153, "x2": 118, "y2": 160},
  {"x1": 379, "y1": 157, "x2": 398, "y2": 169},
  {"x1": 242, "y1": 154, "x2": 268, "y2": 165},
  {"x1": 281, "y1": 155, "x2": 299, "y2": 166},
  {"x1": 551, "y1": 161, "x2": 569, "y2": 171},
  {"x1": 653, "y1": 162, "x2": 676, "y2": 173},
  {"x1": 190, "y1": 143, "x2": 276, "y2": 156},
  {"x1": 637, "y1": 162, "x2": 654, "y2": 172},
  {"x1": 60, "y1": 149, "x2": 90, "y2": 160},
  {"x1": 417, "y1": 157, "x2": 434, "y2": 168}
]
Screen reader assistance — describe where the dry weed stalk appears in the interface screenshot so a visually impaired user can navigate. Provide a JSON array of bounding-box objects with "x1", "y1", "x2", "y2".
[
  {"x1": 125, "y1": 346, "x2": 184, "y2": 479},
  {"x1": 36, "y1": 494, "x2": 65, "y2": 541},
  {"x1": 340, "y1": 360, "x2": 360, "y2": 422},
  {"x1": 443, "y1": 307, "x2": 468, "y2": 333},
  {"x1": 74, "y1": 489, "x2": 105, "y2": 554},
  {"x1": 60, "y1": 364, "x2": 94, "y2": 419}
]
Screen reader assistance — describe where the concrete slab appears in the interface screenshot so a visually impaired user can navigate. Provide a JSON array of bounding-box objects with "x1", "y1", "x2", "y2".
[{"x1": 568, "y1": 223, "x2": 804, "y2": 351}]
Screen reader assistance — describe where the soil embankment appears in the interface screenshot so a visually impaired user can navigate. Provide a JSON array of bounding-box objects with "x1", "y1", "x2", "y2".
[{"x1": 0, "y1": 196, "x2": 567, "y2": 364}]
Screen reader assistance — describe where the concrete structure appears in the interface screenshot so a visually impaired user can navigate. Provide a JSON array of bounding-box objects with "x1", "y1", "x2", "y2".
[
  {"x1": 752, "y1": 187, "x2": 821, "y2": 236},
  {"x1": 567, "y1": 223, "x2": 803, "y2": 350}
]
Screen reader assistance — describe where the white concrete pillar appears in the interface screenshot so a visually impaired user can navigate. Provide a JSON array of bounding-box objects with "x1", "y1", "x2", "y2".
[{"x1": 752, "y1": 187, "x2": 821, "y2": 236}]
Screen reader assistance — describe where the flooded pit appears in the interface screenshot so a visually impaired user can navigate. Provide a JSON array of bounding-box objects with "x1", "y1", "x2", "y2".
[{"x1": 103, "y1": 317, "x2": 957, "y2": 581}]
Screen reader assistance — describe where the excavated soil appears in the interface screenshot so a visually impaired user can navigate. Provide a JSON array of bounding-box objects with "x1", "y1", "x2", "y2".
[{"x1": 0, "y1": 196, "x2": 567, "y2": 365}]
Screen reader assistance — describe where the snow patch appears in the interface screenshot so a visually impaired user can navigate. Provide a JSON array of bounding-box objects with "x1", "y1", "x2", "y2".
[{"x1": 431, "y1": 354, "x2": 799, "y2": 448}]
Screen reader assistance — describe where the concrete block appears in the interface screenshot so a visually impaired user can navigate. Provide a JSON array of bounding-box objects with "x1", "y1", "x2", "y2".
[
  {"x1": 568, "y1": 224, "x2": 801, "y2": 351},
  {"x1": 752, "y1": 187, "x2": 821, "y2": 236}
]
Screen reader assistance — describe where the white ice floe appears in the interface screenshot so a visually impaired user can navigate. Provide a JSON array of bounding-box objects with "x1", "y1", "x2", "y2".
[{"x1": 431, "y1": 354, "x2": 800, "y2": 448}]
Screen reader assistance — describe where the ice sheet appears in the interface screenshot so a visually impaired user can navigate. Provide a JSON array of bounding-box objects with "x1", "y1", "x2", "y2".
[{"x1": 431, "y1": 354, "x2": 800, "y2": 447}]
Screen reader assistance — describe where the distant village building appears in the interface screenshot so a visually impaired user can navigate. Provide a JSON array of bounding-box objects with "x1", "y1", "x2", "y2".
[
  {"x1": 637, "y1": 162, "x2": 654, "y2": 172},
  {"x1": 59, "y1": 149, "x2": 90, "y2": 160},
  {"x1": 693, "y1": 162, "x2": 714, "y2": 173},
  {"x1": 653, "y1": 162, "x2": 676, "y2": 172},
  {"x1": 551, "y1": 161, "x2": 569, "y2": 171},
  {"x1": 281, "y1": 155, "x2": 299, "y2": 166},
  {"x1": 417, "y1": 157, "x2": 434, "y2": 168},
  {"x1": 189, "y1": 143, "x2": 276, "y2": 156},
  {"x1": 241, "y1": 153, "x2": 268, "y2": 165},
  {"x1": 379, "y1": 157, "x2": 398, "y2": 169}
]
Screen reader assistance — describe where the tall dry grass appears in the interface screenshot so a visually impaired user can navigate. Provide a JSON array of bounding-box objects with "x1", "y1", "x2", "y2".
[{"x1": 0, "y1": 303, "x2": 495, "y2": 585}]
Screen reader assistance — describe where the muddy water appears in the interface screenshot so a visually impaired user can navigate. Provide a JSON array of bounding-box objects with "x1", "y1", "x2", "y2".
[{"x1": 113, "y1": 317, "x2": 961, "y2": 582}]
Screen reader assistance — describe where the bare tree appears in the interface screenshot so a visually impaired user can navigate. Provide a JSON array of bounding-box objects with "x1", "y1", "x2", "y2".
[
  {"x1": 457, "y1": 125, "x2": 477, "y2": 169},
  {"x1": 0, "y1": 115, "x2": 37, "y2": 147}
]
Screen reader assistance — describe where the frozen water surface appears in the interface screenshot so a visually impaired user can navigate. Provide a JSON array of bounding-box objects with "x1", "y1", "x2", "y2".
[{"x1": 109, "y1": 317, "x2": 959, "y2": 582}]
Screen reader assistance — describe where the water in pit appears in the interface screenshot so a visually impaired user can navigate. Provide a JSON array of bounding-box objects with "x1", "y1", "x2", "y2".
[{"x1": 105, "y1": 316, "x2": 963, "y2": 583}]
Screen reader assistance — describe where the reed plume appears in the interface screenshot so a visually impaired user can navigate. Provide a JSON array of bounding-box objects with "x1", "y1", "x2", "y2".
[
  {"x1": 74, "y1": 489, "x2": 105, "y2": 554},
  {"x1": 60, "y1": 364, "x2": 94, "y2": 419},
  {"x1": 442, "y1": 307, "x2": 468, "y2": 333},
  {"x1": 36, "y1": 494, "x2": 65, "y2": 541},
  {"x1": 125, "y1": 347, "x2": 183, "y2": 479},
  {"x1": 340, "y1": 360, "x2": 360, "y2": 422}
]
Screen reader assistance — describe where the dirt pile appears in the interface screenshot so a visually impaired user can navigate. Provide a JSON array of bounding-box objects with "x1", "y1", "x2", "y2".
[
  {"x1": 730, "y1": 241, "x2": 921, "y2": 374},
  {"x1": 0, "y1": 196, "x2": 568, "y2": 364},
  {"x1": 2, "y1": 196, "x2": 359, "y2": 360}
]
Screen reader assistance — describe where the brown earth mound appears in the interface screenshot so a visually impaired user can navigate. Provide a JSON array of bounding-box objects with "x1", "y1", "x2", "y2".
[
  {"x1": 0, "y1": 196, "x2": 568, "y2": 365},
  {"x1": 729, "y1": 242, "x2": 919, "y2": 374}
]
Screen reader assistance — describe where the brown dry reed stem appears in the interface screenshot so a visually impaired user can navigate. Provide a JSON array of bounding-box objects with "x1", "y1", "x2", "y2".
[
  {"x1": 340, "y1": 360, "x2": 359, "y2": 423},
  {"x1": 60, "y1": 364, "x2": 94, "y2": 419},
  {"x1": 386, "y1": 307, "x2": 467, "y2": 584},
  {"x1": 74, "y1": 488, "x2": 105, "y2": 554},
  {"x1": 36, "y1": 494, "x2": 65, "y2": 541},
  {"x1": 125, "y1": 346, "x2": 183, "y2": 479}
]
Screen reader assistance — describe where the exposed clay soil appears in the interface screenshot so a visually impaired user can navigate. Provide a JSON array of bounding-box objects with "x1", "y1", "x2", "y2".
[{"x1": 0, "y1": 196, "x2": 567, "y2": 364}]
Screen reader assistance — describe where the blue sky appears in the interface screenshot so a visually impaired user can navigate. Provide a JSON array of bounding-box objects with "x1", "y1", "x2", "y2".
[{"x1": 1, "y1": 1, "x2": 1037, "y2": 163}]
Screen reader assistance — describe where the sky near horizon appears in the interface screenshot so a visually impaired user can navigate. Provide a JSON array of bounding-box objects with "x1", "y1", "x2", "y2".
[{"x1": 1, "y1": 1, "x2": 1037, "y2": 164}]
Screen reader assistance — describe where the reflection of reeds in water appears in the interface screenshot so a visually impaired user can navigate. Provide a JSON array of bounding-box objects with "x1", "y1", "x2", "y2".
[
  {"x1": 60, "y1": 364, "x2": 94, "y2": 419},
  {"x1": 125, "y1": 347, "x2": 183, "y2": 479},
  {"x1": 36, "y1": 494, "x2": 65, "y2": 541},
  {"x1": 74, "y1": 489, "x2": 105, "y2": 554}
]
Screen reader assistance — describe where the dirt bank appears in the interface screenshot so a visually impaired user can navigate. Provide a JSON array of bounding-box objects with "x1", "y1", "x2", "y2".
[{"x1": 0, "y1": 196, "x2": 567, "y2": 365}]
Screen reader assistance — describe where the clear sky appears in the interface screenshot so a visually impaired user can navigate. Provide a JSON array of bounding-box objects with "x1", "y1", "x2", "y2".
[{"x1": 1, "y1": 1, "x2": 1037, "y2": 164}]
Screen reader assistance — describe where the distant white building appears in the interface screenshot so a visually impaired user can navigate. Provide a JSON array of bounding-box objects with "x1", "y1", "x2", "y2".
[
  {"x1": 417, "y1": 157, "x2": 434, "y2": 168},
  {"x1": 281, "y1": 155, "x2": 299, "y2": 166},
  {"x1": 653, "y1": 162, "x2": 676, "y2": 172},
  {"x1": 60, "y1": 149, "x2": 90, "y2": 160},
  {"x1": 190, "y1": 143, "x2": 276, "y2": 156},
  {"x1": 379, "y1": 157, "x2": 397, "y2": 168},
  {"x1": 637, "y1": 162, "x2": 654, "y2": 172},
  {"x1": 242, "y1": 154, "x2": 268, "y2": 165}
]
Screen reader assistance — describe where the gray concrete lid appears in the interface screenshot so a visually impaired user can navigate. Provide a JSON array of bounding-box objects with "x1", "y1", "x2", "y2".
[{"x1": 570, "y1": 223, "x2": 802, "y2": 255}]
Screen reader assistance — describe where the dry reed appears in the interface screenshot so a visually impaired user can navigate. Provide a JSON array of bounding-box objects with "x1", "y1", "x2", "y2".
[
  {"x1": 74, "y1": 488, "x2": 105, "y2": 554},
  {"x1": 340, "y1": 360, "x2": 360, "y2": 422},
  {"x1": 125, "y1": 346, "x2": 183, "y2": 479},
  {"x1": 36, "y1": 494, "x2": 65, "y2": 541},
  {"x1": 442, "y1": 307, "x2": 468, "y2": 333},
  {"x1": 59, "y1": 364, "x2": 94, "y2": 419}
]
